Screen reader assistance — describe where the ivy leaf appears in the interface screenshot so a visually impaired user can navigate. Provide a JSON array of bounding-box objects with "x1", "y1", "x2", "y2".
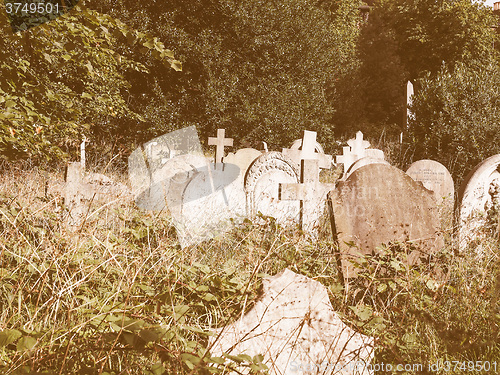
[{"x1": 0, "y1": 329, "x2": 22, "y2": 347}]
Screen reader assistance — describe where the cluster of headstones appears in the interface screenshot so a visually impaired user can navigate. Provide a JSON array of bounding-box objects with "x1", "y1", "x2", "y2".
[{"x1": 66, "y1": 126, "x2": 500, "y2": 269}]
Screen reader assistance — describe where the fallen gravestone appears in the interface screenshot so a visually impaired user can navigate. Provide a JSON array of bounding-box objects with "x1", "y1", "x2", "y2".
[
  {"x1": 210, "y1": 269, "x2": 374, "y2": 375},
  {"x1": 329, "y1": 163, "x2": 443, "y2": 278},
  {"x1": 336, "y1": 131, "x2": 385, "y2": 177},
  {"x1": 279, "y1": 159, "x2": 335, "y2": 234},
  {"x1": 245, "y1": 152, "x2": 300, "y2": 226},
  {"x1": 458, "y1": 154, "x2": 500, "y2": 251}
]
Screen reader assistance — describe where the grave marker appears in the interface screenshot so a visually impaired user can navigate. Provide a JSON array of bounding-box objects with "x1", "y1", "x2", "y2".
[
  {"x1": 282, "y1": 130, "x2": 332, "y2": 169},
  {"x1": 329, "y1": 163, "x2": 443, "y2": 278},
  {"x1": 279, "y1": 159, "x2": 335, "y2": 233},
  {"x1": 458, "y1": 154, "x2": 500, "y2": 251},
  {"x1": 244, "y1": 152, "x2": 300, "y2": 226},
  {"x1": 335, "y1": 131, "x2": 385, "y2": 177},
  {"x1": 208, "y1": 128, "x2": 233, "y2": 169},
  {"x1": 210, "y1": 269, "x2": 374, "y2": 375}
]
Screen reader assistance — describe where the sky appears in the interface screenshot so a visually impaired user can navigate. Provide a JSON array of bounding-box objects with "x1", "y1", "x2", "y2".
[{"x1": 483, "y1": 0, "x2": 497, "y2": 8}]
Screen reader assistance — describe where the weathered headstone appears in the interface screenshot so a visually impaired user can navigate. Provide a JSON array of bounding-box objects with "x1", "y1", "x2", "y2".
[
  {"x1": 289, "y1": 137, "x2": 325, "y2": 154},
  {"x1": 282, "y1": 130, "x2": 332, "y2": 170},
  {"x1": 406, "y1": 160, "x2": 454, "y2": 202},
  {"x1": 167, "y1": 162, "x2": 242, "y2": 248},
  {"x1": 245, "y1": 152, "x2": 300, "y2": 226},
  {"x1": 128, "y1": 126, "x2": 205, "y2": 210},
  {"x1": 344, "y1": 156, "x2": 390, "y2": 179},
  {"x1": 335, "y1": 131, "x2": 385, "y2": 176},
  {"x1": 329, "y1": 163, "x2": 443, "y2": 278},
  {"x1": 406, "y1": 160, "x2": 454, "y2": 228},
  {"x1": 64, "y1": 162, "x2": 87, "y2": 230},
  {"x1": 223, "y1": 148, "x2": 262, "y2": 180},
  {"x1": 458, "y1": 154, "x2": 500, "y2": 251},
  {"x1": 208, "y1": 128, "x2": 233, "y2": 169},
  {"x1": 279, "y1": 159, "x2": 335, "y2": 234},
  {"x1": 210, "y1": 269, "x2": 374, "y2": 375}
]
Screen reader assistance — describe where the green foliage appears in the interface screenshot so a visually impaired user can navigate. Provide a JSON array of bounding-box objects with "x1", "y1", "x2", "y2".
[
  {"x1": 90, "y1": 0, "x2": 361, "y2": 151},
  {"x1": 0, "y1": 2, "x2": 181, "y2": 163},
  {"x1": 409, "y1": 62, "x2": 500, "y2": 183}
]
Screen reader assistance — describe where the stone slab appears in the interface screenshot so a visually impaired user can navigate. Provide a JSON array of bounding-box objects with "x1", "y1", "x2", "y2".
[
  {"x1": 329, "y1": 163, "x2": 443, "y2": 278},
  {"x1": 210, "y1": 269, "x2": 374, "y2": 375}
]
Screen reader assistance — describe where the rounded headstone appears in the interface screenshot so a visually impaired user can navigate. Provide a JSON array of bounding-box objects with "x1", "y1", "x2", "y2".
[
  {"x1": 290, "y1": 138, "x2": 325, "y2": 154},
  {"x1": 170, "y1": 163, "x2": 244, "y2": 247},
  {"x1": 457, "y1": 154, "x2": 500, "y2": 251},
  {"x1": 223, "y1": 148, "x2": 262, "y2": 179},
  {"x1": 406, "y1": 160, "x2": 454, "y2": 201},
  {"x1": 136, "y1": 154, "x2": 208, "y2": 211},
  {"x1": 244, "y1": 152, "x2": 300, "y2": 225},
  {"x1": 344, "y1": 157, "x2": 389, "y2": 180}
]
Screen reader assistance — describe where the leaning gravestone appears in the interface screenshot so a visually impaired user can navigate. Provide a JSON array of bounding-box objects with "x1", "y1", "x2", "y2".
[
  {"x1": 458, "y1": 154, "x2": 500, "y2": 251},
  {"x1": 245, "y1": 152, "x2": 300, "y2": 226},
  {"x1": 345, "y1": 156, "x2": 390, "y2": 178},
  {"x1": 329, "y1": 163, "x2": 443, "y2": 278},
  {"x1": 210, "y1": 269, "x2": 374, "y2": 375}
]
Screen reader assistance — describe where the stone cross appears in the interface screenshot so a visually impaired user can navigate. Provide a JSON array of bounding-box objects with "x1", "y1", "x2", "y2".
[
  {"x1": 336, "y1": 131, "x2": 371, "y2": 172},
  {"x1": 279, "y1": 159, "x2": 335, "y2": 233},
  {"x1": 208, "y1": 128, "x2": 233, "y2": 170},
  {"x1": 282, "y1": 130, "x2": 332, "y2": 169}
]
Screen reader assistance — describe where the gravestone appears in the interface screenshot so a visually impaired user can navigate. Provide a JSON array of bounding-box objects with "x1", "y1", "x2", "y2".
[
  {"x1": 208, "y1": 128, "x2": 233, "y2": 169},
  {"x1": 128, "y1": 127, "x2": 205, "y2": 210},
  {"x1": 167, "y1": 162, "x2": 242, "y2": 248},
  {"x1": 245, "y1": 152, "x2": 300, "y2": 226},
  {"x1": 329, "y1": 163, "x2": 443, "y2": 278},
  {"x1": 406, "y1": 160, "x2": 454, "y2": 202},
  {"x1": 210, "y1": 269, "x2": 374, "y2": 375},
  {"x1": 282, "y1": 130, "x2": 332, "y2": 170},
  {"x1": 223, "y1": 148, "x2": 262, "y2": 180},
  {"x1": 137, "y1": 154, "x2": 209, "y2": 211},
  {"x1": 406, "y1": 160, "x2": 454, "y2": 227},
  {"x1": 289, "y1": 137, "x2": 325, "y2": 154},
  {"x1": 279, "y1": 159, "x2": 335, "y2": 234},
  {"x1": 345, "y1": 157, "x2": 390, "y2": 179},
  {"x1": 458, "y1": 154, "x2": 500, "y2": 251},
  {"x1": 336, "y1": 131, "x2": 385, "y2": 177},
  {"x1": 64, "y1": 162, "x2": 87, "y2": 230}
]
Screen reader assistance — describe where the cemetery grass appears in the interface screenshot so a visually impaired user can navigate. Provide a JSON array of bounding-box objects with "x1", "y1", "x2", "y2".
[{"x1": 0, "y1": 165, "x2": 498, "y2": 375}]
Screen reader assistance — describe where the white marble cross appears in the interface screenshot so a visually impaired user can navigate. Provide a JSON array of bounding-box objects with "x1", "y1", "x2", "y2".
[
  {"x1": 336, "y1": 131, "x2": 371, "y2": 172},
  {"x1": 208, "y1": 129, "x2": 233, "y2": 170},
  {"x1": 282, "y1": 130, "x2": 332, "y2": 169},
  {"x1": 279, "y1": 159, "x2": 335, "y2": 233}
]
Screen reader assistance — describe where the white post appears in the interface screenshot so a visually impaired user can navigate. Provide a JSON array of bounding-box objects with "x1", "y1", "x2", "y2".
[{"x1": 80, "y1": 135, "x2": 87, "y2": 171}]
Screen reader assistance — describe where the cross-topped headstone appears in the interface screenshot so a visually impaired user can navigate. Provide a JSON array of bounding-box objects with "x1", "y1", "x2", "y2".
[
  {"x1": 279, "y1": 159, "x2": 335, "y2": 233},
  {"x1": 208, "y1": 128, "x2": 233, "y2": 170},
  {"x1": 335, "y1": 131, "x2": 383, "y2": 175},
  {"x1": 282, "y1": 130, "x2": 332, "y2": 169}
]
